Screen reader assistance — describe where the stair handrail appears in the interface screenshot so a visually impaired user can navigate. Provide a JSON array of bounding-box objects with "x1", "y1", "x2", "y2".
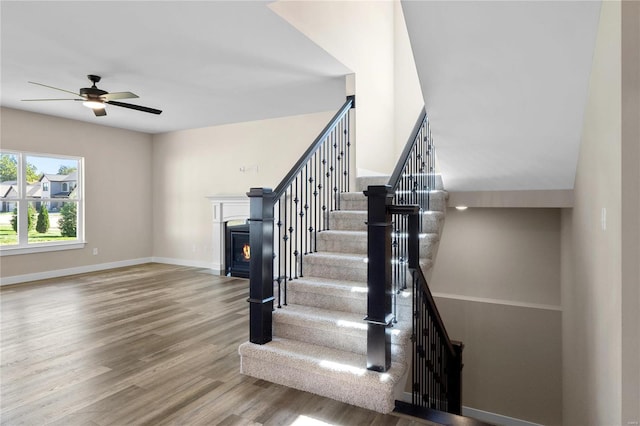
[
  {"x1": 388, "y1": 109, "x2": 428, "y2": 193},
  {"x1": 274, "y1": 96, "x2": 355, "y2": 199},
  {"x1": 365, "y1": 107, "x2": 463, "y2": 414},
  {"x1": 247, "y1": 96, "x2": 355, "y2": 345}
]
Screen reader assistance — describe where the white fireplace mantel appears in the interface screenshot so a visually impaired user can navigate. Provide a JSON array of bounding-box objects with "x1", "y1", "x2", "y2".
[{"x1": 207, "y1": 194, "x2": 250, "y2": 274}]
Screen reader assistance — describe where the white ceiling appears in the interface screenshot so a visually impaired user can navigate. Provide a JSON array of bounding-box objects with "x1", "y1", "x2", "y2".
[
  {"x1": 2, "y1": 1, "x2": 603, "y2": 193},
  {"x1": 403, "y1": 1, "x2": 602, "y2": 191},
  {"x1": 0, "y1": 1, "x2": 350, "y2": 134}
]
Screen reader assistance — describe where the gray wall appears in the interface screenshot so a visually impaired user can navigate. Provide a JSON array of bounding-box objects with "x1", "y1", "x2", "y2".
[
  {"x1": 431, "y1": 207, "x2": 562, "y2": 425},
  {"x1": 0, "y1": 107, "x2": 153, "y2": 278}
]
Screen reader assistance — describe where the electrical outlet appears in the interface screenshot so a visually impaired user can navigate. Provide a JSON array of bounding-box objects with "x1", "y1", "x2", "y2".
[{"x1": 92, "y1": 248, "x2": 98, "y2": 255}]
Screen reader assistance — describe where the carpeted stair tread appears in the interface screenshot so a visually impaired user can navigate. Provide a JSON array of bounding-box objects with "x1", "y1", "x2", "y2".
[
  {"x1": 238, "y1": 337, "x2": 406, "y2": 413},
  {"x1": 304, "y1": 251, "x2": 367, "y2": 263},
  {"x1": 290, "y1": 275, "x2": 367, "y2": 289}
]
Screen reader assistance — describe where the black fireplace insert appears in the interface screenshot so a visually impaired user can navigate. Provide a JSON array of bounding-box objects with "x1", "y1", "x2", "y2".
[{"x1": 226, "y1": 222, "x2": 250, "y2": 278}]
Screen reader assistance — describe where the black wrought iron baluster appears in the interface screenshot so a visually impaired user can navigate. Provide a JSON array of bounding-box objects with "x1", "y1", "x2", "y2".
[
  {"x1": 322, "y1": 141, "x2": 331, "y2": 229},
  {"x1": 288, "y1": 185, "x2": 294, "y2": 281},
  {"x1": 331, "y1": 130, "x2": 340, "y2": 210},
  {"x1": 304, "y1": 163, "x2": 309, "y2": 256},
  {"x1": 391, "y1": 216, "x2": 398, "y2": 323},
  {"x1": 277, "y1": 200, "x2": 283, "y2": 309},
  {"x1": 283, "y1": 189, "x2": 289, "y2": 294},
  {"x1": 346, "y1": 119, "x2": 351, "y2": 193},
  {"x1": 313, "y1": 152, "x2": 319, "y2": 252},
  {"x1": 339, "y1": 119, "x2": 345, "y2": 205},
  {"x1": 294, "y1": 176, "x2": 300, "y2": 279},
  {"x1": 423, "y1": 296, "x2": 428, "y2": 407}
]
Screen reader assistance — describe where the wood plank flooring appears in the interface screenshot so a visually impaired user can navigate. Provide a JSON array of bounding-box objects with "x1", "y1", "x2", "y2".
[{"x1": 0, "y1": 263, "x2": 435, "y2": 425}]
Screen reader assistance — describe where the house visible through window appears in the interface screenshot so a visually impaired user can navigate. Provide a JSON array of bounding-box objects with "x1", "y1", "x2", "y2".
[{"x1": 0, "y1": 150, "x2": 84, "y2": 254}]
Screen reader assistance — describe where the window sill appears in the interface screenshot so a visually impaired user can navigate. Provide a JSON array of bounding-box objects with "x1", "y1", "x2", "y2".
[{"x1": 0, "y1": 241, "x2": 87, "y2": 256}]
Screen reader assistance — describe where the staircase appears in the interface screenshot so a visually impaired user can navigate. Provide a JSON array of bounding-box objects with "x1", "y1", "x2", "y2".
[{"x1": 238, "y1": 176, "x2": 448, "y2": 414}]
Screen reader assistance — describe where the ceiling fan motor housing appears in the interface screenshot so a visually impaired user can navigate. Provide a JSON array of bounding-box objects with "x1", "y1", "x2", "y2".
[{"x1": 80, "y1": 86, "x2": 107, "y2": 99}]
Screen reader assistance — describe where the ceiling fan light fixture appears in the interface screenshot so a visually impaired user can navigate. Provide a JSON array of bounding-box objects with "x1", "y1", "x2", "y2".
[{"x1": 83, "y1": 100, "x2": 105, "y2": 110}]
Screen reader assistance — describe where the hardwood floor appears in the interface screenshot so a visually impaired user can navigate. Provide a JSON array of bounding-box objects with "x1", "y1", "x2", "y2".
[{"x1": 0, "y1": 263, "x2": 435, "y2": 425}]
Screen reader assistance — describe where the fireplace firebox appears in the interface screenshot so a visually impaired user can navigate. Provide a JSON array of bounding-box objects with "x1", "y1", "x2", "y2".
[{"x1": 225, "y1": 222, "x2": 250, "y2": 278}]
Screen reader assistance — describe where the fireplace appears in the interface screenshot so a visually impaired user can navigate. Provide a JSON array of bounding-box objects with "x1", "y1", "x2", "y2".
[{"x1": 226, "y1": 222, "x2": 250, "y2": 278}]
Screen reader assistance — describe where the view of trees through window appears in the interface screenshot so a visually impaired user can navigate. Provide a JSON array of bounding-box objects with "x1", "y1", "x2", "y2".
[{"x1": 0, "y1": 152, "x2": 81, "y2": 248}]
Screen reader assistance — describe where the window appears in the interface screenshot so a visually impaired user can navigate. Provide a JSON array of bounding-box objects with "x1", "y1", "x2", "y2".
[{"x1": 0, "y1": 151, "x2": 84, "y2": 255}]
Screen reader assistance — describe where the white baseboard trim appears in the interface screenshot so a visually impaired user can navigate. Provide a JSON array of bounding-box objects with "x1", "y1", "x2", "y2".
[
  {"x1": 150, "y1": 257, "x2": 216, "y2": 271},
  {"x1": 462, "y1": 407, "x2": 543, "y2": 426},
  {"x1": 431, "y1": 292, "x2": 562, "y2": 312},
  {"x1": 400, "y1": 393, "x2": 542, "y2": 426},
  {"x1": 0, "y1": 257, "x2": 222, "y2": 286},
  {"x1": 0, "y1": 257, "x2": 153, "y2": 286}
]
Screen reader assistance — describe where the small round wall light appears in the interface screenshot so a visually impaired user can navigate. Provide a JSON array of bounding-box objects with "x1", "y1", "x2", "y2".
[{"x1": 455, "y1": 206, "x2": 468, "y2": 211}]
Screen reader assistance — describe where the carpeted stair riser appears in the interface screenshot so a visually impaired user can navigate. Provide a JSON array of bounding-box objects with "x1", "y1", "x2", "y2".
[
  {"x1": 328, "y1": 211, "x2": 367, "y2": 231},
  {"x1": 303, "y1": 253, "x2": 367, "y2": 282},
  {"x1": 420, "y1": 235, "x2": 440, "y2": 260},
  {"x1": 428, "y1": 190, "x2": 448, "y2": 212},
  {"x1": 272, "y1": 305, "x2": 410, "y2": 357},
  {"x1": 283, "y1": 277, "x2": 367, "y2": 314},
  {"x1": 314, "y1": 230, "x2": 367, "y2": 254},
  {"x1": 339, "y1": 192, "x2": 368, "y2": 211},
  {"x1": 283, "y1": 277, "x2": 415, "y2": 323},
  {"x1": 355, "y1": 176, "x2": 391, "y2": 191},
  {"x1": 422, "y1": 211, "x2": 445, "y2": 234}
]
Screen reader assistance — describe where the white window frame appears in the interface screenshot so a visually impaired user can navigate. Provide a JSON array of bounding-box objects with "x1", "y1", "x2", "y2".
[{"x1": 0, "y1": 150, "x2": 85, "y2": 256}]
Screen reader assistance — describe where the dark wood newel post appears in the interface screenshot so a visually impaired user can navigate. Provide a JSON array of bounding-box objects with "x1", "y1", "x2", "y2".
[
  {"x1": 247, "y1": 187, "x2": 276, "y2": 345},
  {"x1": 364, "y1": 185, "x2": 394, "y2": 372},
  {"x1": 449, "y1": 341, "x2": 464, "y2": 415}
]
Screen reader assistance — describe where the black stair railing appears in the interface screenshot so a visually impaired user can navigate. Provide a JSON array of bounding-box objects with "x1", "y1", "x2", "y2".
[
  {"x1": 365, "y1": 108, "x2": 463, "y2": 414},
  {"x1": 248, "y1": 95, "x2": 354, "y2": 345}
]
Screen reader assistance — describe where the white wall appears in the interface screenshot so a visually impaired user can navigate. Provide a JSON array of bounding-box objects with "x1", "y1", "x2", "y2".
[
  {"x1": 393, "y1": 1, "x2": 425, "y2": 161},
  {"x1": 431, "y1": 207, "x2": 562, "y2": 425},
  {"x1": 561, "y1": 2, "x2": 623, "y2": 424},
  {"x1": 0, "y1": 107, "x2": 153, "y2": 279},
  {"x1": 151, "y1": 110, "x2": 335, "y2": 266}
]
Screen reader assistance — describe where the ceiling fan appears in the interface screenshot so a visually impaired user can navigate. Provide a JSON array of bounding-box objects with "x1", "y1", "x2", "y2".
[{"x1": 22, "y1": 75, "x2": 162, "y2": 116}]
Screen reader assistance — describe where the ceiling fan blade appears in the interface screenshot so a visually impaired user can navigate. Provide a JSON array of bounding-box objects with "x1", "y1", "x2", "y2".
[
  {"x1": 93, "y1": 108, "x2": 107, "y2": 117},
  {"x1": 28, "y1": 81, "x2": 81, "y2": 97},
  {"x1": 102, "y1": 91, "x2": 138, "y2": 101},
  {"x1": 22, "y1": 98, "x2": 81, "y2": 101},
  {"x1": 107, "y1": 100, "x2": 162, "y2": 115}
]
